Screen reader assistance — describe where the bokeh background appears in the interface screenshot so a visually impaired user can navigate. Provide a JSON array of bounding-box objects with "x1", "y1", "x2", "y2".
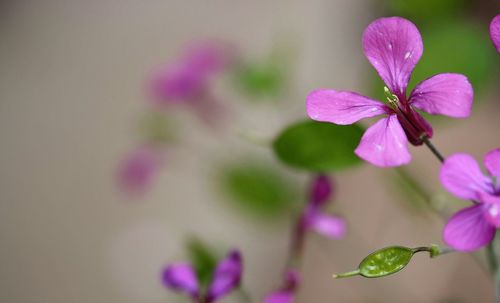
[{"x1": 1, "y1": 0, "x2": 500, "y2": 302}]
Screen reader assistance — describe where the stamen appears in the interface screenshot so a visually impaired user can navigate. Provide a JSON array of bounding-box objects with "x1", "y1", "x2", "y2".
[{"x1": 383, "y1": 86, "x2": 399, "y2": 108}]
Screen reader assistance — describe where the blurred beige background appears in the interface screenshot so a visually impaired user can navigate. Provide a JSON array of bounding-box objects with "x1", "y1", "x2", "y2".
[{"x1": 0, "y1": 1, "x2": 499, "y2": 302}]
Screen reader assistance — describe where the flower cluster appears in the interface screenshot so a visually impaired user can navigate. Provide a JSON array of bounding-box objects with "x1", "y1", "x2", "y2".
[{"x1": 162, "y1": 249, "x2": 242, "y2": 303}]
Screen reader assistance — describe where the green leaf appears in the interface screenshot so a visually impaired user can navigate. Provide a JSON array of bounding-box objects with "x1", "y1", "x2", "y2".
[
  {"x1": 234, "y1": 62, "x2": 284, "y2": 98},
  {"x1": 185, "y1": 238, "x2": 218, "y2": 289},
  {"x1": 334, "y1": 245, "x2": 444, "y2": 279},
  {"x1": 219, "y1": 161, "x2": 299, "y2": 218},
  {"x1": 273, "y1": 120, "x2": 364, "y2": 172}
]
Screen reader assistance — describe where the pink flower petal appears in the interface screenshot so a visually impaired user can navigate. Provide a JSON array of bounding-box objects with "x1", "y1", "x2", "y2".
[
  {"x1": 490, "y1": 15, "x2": 500, "y2": 53},
  {"x1": 161, "y1": 263, "x2": 199, "y2": 298},
  {"x1": 439, "y1": 153, "x2": 493, "y2": 200},
  {"x1": 183, "y1": 40, "x2": 235, "y2": 75},
  {"x1": 354, "y1": 115, "x2": 411, "y2": 167},
  {"x1": 478, "y1": 192, "x2": 500, "y2": 228},
  {"x1": 149, "y1": 62, "x2": 205, "y2": 103},
  {"x1": 409, "y1": 73, "x2": 473, "y2": 118},
  {"x1": 484, "y1": 148, "x2": 500, "y2": 180},
  {"x1": 443, "y1": 204, "x2": 495, "y2": 252},
  {"x1": 309, "y1": 213, "x2": 347, "y2": 240},
  {"x1": 306, "y1": 90, "x2": 387, "y2": 125},
  {"x1": 264, "y1": 291, "x2": 295, "y2": 303},
  {"x1": 362, "y1": 17, "x2": 423, "y2": 97},
  {"x1": 206, "y1": 250, "x2": 242, "y2": 302}
]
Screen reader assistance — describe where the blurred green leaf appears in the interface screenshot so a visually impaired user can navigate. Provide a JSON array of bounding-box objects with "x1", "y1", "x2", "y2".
[
  {"x1": 139, "y1": 111, "x2": 176, "y2": 144},
  {"x1": 386, "y1": 0, "x2": 470, "y2": 21},
  {"x1": 185, "y1": 238, "x2": 218, "y2": 289},
  {"x1": 219, "y1": 161, "x2": 299, "y2": 218},
  {"x1": 273, "y1": 120, "x2": 364, "y2": 172},
  {"x1": 234, "y1": 62, "x2": 284, "y2": 98},
  {"x1": 411, "y1": 20, "x2": 497, "y2": 97}
]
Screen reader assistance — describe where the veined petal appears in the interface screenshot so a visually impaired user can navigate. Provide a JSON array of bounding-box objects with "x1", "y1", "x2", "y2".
[
  {"x1": 484, "y1": 148, "x2": 500, "y2": 181},
  {"x1": 440, "y1": 153, "x2": 493, "y2": 200},
  {"x1": 355, "y1": 115, "x2": 411, "y2": 167},
  {"x1": 161, "y1": 263, "x2": 199, "y2": 298},
  {"x1": 206, "y1": 250, "x2": 242, "y2": 302},
  {"x1": 264, "y1": 291, "x2": 294, "y2": 303},
  {"x1": 490, "y1": 15, "x2": 500, "y2": 53},
  {"x1": 309, "y1": 213, "x2": 346, "y2": 240},
  {"x1": 362, "y1": 17, "x2": 423, "y2": 97},
  {"x1": 410, "y1": 73, "x2": 473, "y2": 118},
  {"x1": 478, "y1": 192, "x2": 500, "y2": 228},
  {"x1": 306, "y1": 90, "x2": 386, "y2": 125},
  {"x1": 443, "y1": 205, "x2": 495, "y2": 252}
]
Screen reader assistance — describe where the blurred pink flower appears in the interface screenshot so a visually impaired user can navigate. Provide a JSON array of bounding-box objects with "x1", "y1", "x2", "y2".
[
  {"x1": 295, "y1": 175, "x2": 346, "y2": 249},
  {"x1": 306, "y1": 17, "x2": 473, "y2": 167},
  {"x1": 117, "y1": 146, "x2": 162, "y2": 196},
  {"x1": 162, "y1": 250, "x2": 242, "y2": 303},
  {"x1": 149, "y1": 41, "x2": 234, "y2": 105},
  {"x1": 263, "y1": 270, "x2": 299, "y2": 303},
  {"x1": 440, "y1": 149, "x2": 500, "y2": 251},
  {"x1": 490, "y1": 15, "x2": 500, "y2": 53}
]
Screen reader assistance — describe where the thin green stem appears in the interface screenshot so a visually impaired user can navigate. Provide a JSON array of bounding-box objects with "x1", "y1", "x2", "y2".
[
  {"x1": 237, "y1": 288, "x2": 252, "y2": 303},
  {"x1": 487, "y1": 238, "x2": 500, "y2": 303},
  {"x1": 421, "y1": 136, "x2": 445, "y2": 163},
  {"x1": 487, "y1": 243, "x2": 498, "y2": 274}
]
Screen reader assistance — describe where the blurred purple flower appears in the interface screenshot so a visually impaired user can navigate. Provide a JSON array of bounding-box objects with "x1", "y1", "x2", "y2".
[
  {"x1": 162, "y1": 249, "x2": 242, "y2": 303},
  {"x1": 490, "y1": 15, "x2": 500, "y2": 53},
  {"x1": 263, "y1": 270, "x2": 299, "y2": 303},
  {"x1": 149, "y1": 41, "x2": 234, "y2": 105},
  {"x1": 440, "y1": 149, "x2": 500, "y2": 251},
  {"x1": 298, "y1": 175, "x2": 346, "y2": 242},
  {"x1": 117, "y1": 146, "x2": 162, "y2": 196},
  {"x1": 309, "y1": 174, "x2": 333, "y2": 207},
  {"x1": 306, "y1": 17, "x2": 473, "y2": 167}
]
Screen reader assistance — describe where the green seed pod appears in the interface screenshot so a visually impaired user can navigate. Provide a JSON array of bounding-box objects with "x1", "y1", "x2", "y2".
[
  {"x1": 358, "y1": 246, "x2": 413, "y2": 278},
  {"x1": 333, "y1": 245, "x2": 446, "y2": 279}
]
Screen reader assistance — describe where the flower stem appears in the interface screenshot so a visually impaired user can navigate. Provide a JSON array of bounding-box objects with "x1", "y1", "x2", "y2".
[
  {"x1": 487, "y1": 237, "x2": 500, "y2": 303},
  {"x1": 421, "y1": 136, "x2": 445, "y2": 163},
  {"x1": 237, "y1": 288, "x2": 252, "y2": 303}
]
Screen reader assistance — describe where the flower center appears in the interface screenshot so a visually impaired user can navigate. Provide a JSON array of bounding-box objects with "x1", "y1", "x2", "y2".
[{"x1": 383, "y1": 86, "x2": 432, "y2": 146}]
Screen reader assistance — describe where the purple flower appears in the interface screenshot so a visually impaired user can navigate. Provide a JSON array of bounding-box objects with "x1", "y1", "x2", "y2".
[
  {"x1": 306, "y1": 17, "x2": 473, "y2": 167},
  {"x1": 490, "y1": 15, "x2": 500, "y2": 53},
  {"x1": 263, "y1": 270, "x2": 299, "y2": 303},
  {"x1": 117, "y1": 146, "x2": 162, "y2": 196},
  {"x1": 149, "y1": 41, "x2": 234, "y2": 105},
  {"x1": 162, "y1": 249, "x2": 242, "y2": 303},
  {"x1": 309, "y1": 174, "x2": 334, "y2": 207},
  {"x1": 300, "y1": 175, "x2": 346, "y2": 240},
  {"x1": 440, "y1": 149, "x2": 500, "y2": 251}
]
